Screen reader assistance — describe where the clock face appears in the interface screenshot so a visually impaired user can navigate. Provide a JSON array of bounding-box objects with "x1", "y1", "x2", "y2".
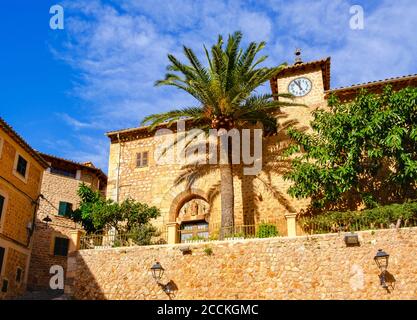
[{"x1": 288, "y1": 77, "x2": 312, "y2": 97}]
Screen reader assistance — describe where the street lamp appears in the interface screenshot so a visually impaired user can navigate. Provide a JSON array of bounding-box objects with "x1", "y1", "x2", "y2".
[
  {"x1": 42, "y1": 215, "x2": 52, "y2": 226},
  {"x1": 150, "y1": 261, "x2": 164, "y2": 282},
  {"x1": 150, "y1": 262, "x2": 177, "y2": 296},
  {"x1": 374, "y1": 249, "x2": 389, "y2": 289}
]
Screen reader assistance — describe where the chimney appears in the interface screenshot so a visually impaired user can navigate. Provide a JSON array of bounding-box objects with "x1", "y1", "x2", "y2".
[
  {"x1": 294, "y1": 48, "x2": 303, "y2": 65},
  {"x1": 83, "y1": 162, "x2": 95, "y2": 168}
]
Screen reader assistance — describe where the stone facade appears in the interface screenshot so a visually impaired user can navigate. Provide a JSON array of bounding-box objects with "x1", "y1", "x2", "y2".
[
  {"x1": 27, "y1": 154, "x2": 107, "y2": 291},
  {"x1": 105, "y1": 59, "x2": 330, "y2": 240},
  {"x1": 0, "y1": 117, "x2": 47, "y2": 299},
  {"x1": 66, "y1": 227, "x2": 417, "y2": 300}
]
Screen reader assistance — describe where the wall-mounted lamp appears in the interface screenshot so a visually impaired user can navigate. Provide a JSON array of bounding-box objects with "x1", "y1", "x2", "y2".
[
  {"x1": 344, "y1": 232, "x2": 359, "y2": 246},
  {"x1": 150, "y1": 261, "x2": 177, "y2": 297},
  {"x1": 150, "y1": 261, "x2": 164, "y2": 282},
  {"x1": 374, "y1": 249, "x2": 389, "y2": 289},
  {"x1": 42, "y1": 215, "x2": 52, "y2": 226}
]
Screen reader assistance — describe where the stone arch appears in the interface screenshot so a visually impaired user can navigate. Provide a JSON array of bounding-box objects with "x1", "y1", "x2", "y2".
[{"x1": 168, "y1": 188, "x2": 209, "y2": 223}]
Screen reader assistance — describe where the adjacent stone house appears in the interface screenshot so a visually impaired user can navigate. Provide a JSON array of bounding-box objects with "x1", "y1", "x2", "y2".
[
  {"x1": 105, "y1": 55, "x2": 417, "y2": 244},
  {"x1": 27, "y1": 153, "x2": 107, "y2": 291},
  {"x1": 0, "y1": 117, "x2": 48, "y2": 299}
]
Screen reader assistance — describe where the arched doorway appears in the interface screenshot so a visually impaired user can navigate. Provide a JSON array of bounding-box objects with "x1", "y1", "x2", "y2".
[{"x1": 177, "y1": 198, "x2": 210, "y2": 242}]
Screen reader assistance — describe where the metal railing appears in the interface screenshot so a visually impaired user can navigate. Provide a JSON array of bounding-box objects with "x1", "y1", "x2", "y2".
[
  {"x1": 298, "y1": 216, "x2": 417, "y2": 235},
  {"x1": 80, "y1": 227, "x2": 168, "y2": 250},
  {"x1": 179, "y1": 218, "x2": 286, "y2": 243}
]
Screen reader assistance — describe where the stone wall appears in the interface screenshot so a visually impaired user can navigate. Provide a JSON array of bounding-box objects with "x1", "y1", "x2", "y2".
[
  {"x1": 27, "y1": 169, "x2": 100, "y2": 291},
  {"x1": 66, "y1": 227, "x2": 417, "y2": 300}
]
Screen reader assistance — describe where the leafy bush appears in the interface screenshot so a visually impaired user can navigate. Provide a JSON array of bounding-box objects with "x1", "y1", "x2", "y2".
[
  {"x1": 186, "y1": 235, "x2": 207, "y2": 242},
  {"x1": 70, "y1": 183, "x2": 161, "y2": 237},
  {"x1": 204, "y1": 247, "x2": 213, "y2": 256},
  {"x1": 256, "y1": 223, "x2": 279, "y2": 238},
  {"x1": 285, "y1": 86, "x2": 417, "y2": 208},
  {"x1": 300, "y1": 200, "x2": 417, "y2": 234}
]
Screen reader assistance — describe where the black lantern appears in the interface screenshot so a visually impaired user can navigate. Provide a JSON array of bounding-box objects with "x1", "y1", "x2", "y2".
[
  {"x1": 374, "y1": 249, "x2": 389, "y2": 289},
  {"x1": 374, "y1": 249, "x2": 389, "y2": 272},
  {"x1": 42, "y1": 215, "x2": 52, "y2": 225},
  {"x1": 150, "y1": 261, "x2": 164, "y2": 281}
]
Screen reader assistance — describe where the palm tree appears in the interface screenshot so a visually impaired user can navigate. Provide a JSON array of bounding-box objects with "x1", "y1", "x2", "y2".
[{"x1": 142, "y1": 31, "x2": 299, "y2": 239}]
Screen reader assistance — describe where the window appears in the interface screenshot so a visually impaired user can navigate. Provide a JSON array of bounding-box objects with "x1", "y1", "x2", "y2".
[
  {"x1": 0, "y1": 195, "x2": 4, "y2": 221},
  {"x1": 58, "y1": 201, "x2": 73, "y2": 217},
  {"x1": 16, "y1": 267, "x2": 23, "y2": 283},
  {"x1": 180, "y1": 221, "x2": 209, "y2": 243},
  {"x1": 50, "y1": 167, "x2": 77, "y2": 179},
  {"x1": 0, "y1": 247, "x2": 4, "y2": 275},
  {"x1": 136, "y1": 151, "x2": 149, "y2": 168},
  {"x1": 53, "y1": 237, "x2": 69, "y2": 256},
  {"x1": 16, "y1": 155, "x2": 28, "y2": 177},
  {"x1": 1, "y1": 279, "x2": 8, "y2": 293}
]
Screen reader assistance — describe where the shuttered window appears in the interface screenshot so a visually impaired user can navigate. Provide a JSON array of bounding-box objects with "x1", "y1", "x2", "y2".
[
  {"x1": 1, "y1": 279, "x2": 8, "y2": 293},
  {"x1": 53, "y1": 237, "x2": 69, "y2": 256},
  {"x1": 16, "y1": 268, "x2": 23, "y2": 283},
  {"x1": 136, "y1": 151, "x2": 149, "y2": 167},
  {"x1": 58, "y1": 201, "x2": 73, "y2": 217},
  {"x1": 16, "y1": 155, "x2": 28, "y2": 177}
]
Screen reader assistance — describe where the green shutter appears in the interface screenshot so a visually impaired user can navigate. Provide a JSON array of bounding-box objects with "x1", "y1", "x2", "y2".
[
  {"x1": 58, "y1": 202, "x2": 67, "y2": 216},
  {"x1": 0, "y1": 195, "x2": 4, "y2": 220},
  {"x1": 53, "y1": 237, "x2": 69, "y2": 256},
  {"x1": 58, "y1": 202, "x2": 72, "y2": 217}
]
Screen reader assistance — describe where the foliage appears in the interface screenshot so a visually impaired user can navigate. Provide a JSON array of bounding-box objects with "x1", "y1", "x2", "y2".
[
  {"x1": 204, "y1": 247, "x2": 213, "y2": 256},
  {"x1": 225, "y1": 232, "x2": 245, "y2": 238},
  {"x1": 284, "y1": 86, "x2": 417, "y2": 208},
  {"x1": 185, "y1": 235, "x2": 207, "y2": 242},
  {"x1": 256, "y1": 223, "x2": 279, "y2": 238},
  {"x1": 71, "y1": 184, "x2": 161, "y2": 241},
  {"x1": 300, "y1": 200, "x2": 417, "y2": 234}
]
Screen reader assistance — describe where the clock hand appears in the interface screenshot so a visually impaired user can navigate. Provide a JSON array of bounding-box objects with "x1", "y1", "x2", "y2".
[{"x1": 294, "y1": 80, "x2": 303, "y2": 90}]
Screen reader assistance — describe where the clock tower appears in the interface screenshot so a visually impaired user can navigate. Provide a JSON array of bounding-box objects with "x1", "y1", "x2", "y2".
[{"x1": 270, "y1": 50, "x2": 331, "y2": 129}]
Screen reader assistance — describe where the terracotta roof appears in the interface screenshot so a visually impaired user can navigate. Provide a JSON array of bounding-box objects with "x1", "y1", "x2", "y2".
[
  {"x1": 0, "y1": 117, "x2": 49, "y2": 168},
  {"x1": 270, "y1": 57, "x2": 331, "y2": 98},
  {"x1": 38, "y1": 152, "x2": 108, "y2": 181},
  {"x1": 106, "y1": 118, "x2": 195, "y2": 142},
  {"x1": 326, "y1": 73, "x2": 417, "y2": 101}
]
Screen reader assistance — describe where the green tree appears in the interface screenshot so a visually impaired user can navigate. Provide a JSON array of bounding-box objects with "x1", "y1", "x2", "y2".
[
  {"x1": 142, "y1": 31, "x2": 298, "y2": 238},
  {"x1": 71, "y1": 184, "x2": 161, "y2": 244},
  {"x1": 284, "y1": 86, "x2": 417, "y2": 209}
]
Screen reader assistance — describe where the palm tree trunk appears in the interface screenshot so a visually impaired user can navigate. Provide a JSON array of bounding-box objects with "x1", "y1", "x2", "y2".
[{"x1": 219, "y1": 162, "x2": 234, "y2": 240}]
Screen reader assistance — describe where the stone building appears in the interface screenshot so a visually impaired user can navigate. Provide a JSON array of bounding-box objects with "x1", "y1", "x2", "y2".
[
  {"x1": 105, "y1": 54, "x2": 417, "y2": 244},
  {"x1": 0, "y1": 117, "x2": 48, "y2": 299},
  {"x1": 27, "y1": 153, "x2": 107, "y2": 291}
]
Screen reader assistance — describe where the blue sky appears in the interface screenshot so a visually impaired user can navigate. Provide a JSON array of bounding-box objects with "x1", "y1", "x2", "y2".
[{"x1": 0, "y1": 0, "x2": 416, "y2": 172}]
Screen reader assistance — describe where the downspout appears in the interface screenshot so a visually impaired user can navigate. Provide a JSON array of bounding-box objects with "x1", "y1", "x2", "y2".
[
  {"x1": 27, "y1": 194, "x2": 44, "y2": 247},
  {"x1": 115, "y1": 133, "x2": 121, "y2": 203}
]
